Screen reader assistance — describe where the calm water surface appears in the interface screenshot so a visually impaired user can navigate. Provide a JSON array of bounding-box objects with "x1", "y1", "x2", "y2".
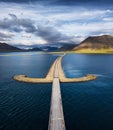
[
  {"x1": 0, "y1": 52, "x2": 113, "y2": 130},
  {"x1": 62, "y1": 54, "x2": 113, "y2": 130}
]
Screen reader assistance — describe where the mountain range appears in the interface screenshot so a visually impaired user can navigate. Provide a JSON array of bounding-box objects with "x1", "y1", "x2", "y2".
[
  {"x1": 0, "y1": 42, "x2": 76, "y2": 52},
  {"x1": 1, "y1": 35, "x2": 113, "y2": 53}
]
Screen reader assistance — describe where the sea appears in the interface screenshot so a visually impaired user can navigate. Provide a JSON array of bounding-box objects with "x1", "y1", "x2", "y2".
[{"x1": 0, "y1": 52, "x2": 113, "y2": 130}]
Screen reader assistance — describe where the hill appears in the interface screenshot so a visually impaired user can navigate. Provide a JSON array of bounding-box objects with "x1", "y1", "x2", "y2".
[
  {"x1": 57, "y1": 44, "x2": 77, "y2": 51},
  {"x1": 0, "y1": 43, "x2": 23, "y2": 52},
  {"x1": 73, "y1": 35, "x2": 113, "y2": 53},
  {"x1": 31, "y1": 43, "x2": 76, "y2": 52},
  {"x1": 27, "y1": 48, "x2": 42, "y2": 52},
  {"x1": 13, "y1": 43, "x2": 76, "y2": 52}
]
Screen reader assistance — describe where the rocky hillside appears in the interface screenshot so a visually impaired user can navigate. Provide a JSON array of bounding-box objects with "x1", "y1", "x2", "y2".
[
  {"x1": 73, "y1": 35, "x2": 113, "y2": 51},
  {"x1": 0, "y1": 43, "x2": 22, "y2": 52}
]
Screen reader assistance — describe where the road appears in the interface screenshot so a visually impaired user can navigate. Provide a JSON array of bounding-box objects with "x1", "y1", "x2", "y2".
[{"x1": 48, "y1": 58, "x2": 66, "y2": 130}]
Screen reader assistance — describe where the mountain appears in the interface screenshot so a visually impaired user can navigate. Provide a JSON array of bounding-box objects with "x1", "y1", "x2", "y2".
[
  {"x1": 0, "y1": 42, "x2": 76, "y2": 52},
  {"x1": 14, "y1": 43, "x2": 76, "y2": 52},
  {"x1": 73, "y1": 35, "x2": 113, "y2": 53},
  {"x1": 40, "y1": 44, "x2": 76, "y2": 52},
  {"x1": 27, "y1": 48, "x2": 42, "y2": 51},
  {"x1": 57, "y1": 44, "x2": 77, "y2": 51},
  {"x1": 40, "y1": 46, "x2": 59, "y2": 52},
  {"x1": 0, "y1": 43, "x2": 23, "y2": 52},
  {"x1": 28, "y1": 43, "x2": 76, "y2": 52},
  {"x1": 0, "y1": 43, "x2": 43, "y2": 52}
]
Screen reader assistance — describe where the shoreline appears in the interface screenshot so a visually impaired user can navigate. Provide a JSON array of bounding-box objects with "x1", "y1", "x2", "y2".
[
  {"x1": 1, "y1": 50, "x2": 113, "y2": 55},
  {"x1": 46, "y1": 48, "x2": 113, "y2": 54}
]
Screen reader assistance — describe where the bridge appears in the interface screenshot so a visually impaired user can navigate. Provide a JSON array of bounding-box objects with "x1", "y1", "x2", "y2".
[
  {"x1": 13, "y1": 56, "x2": 96, "y2": 83},
  {"x1": 48, "y1": 57, "x2": 66, "y2": 130},
  {"x1": 13, "y1": 56, "x2": 97, "y2": 130}
]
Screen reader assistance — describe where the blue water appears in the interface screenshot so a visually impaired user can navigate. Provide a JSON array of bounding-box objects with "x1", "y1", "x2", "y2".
[
  {"x1": 0, "y1": 52, "x2": 58, "y2": 130},
  {"x1": 0, "y1": 52, "x2": 113, "y2": 130},
  {"x1": 62, "y1": 54, "x2": 113, "y2": 130}
]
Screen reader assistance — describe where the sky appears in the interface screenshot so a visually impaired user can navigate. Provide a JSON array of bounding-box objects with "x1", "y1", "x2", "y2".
[{"x1": 0, "y1": 0, "x2": 113, "y2": 47}]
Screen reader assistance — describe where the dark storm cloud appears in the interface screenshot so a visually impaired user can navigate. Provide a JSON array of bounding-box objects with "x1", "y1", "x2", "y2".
[
  {"x1": 0, "y1": 32, "x2": 14, "y2": 38},
  {"x1": 0, "y1": 14, "x2": 73, "y2": 43},
  {"x1": 0, "y1": 0, "x2": 113, "y2": 5},
  {"x1": 0, "y1": 14, "x2": 36, "y2": 33},
  {"x1": 36, "y1": 26, "x2": 68, "y2": 43},
  {"x1": 0, "y1": 32, "x2": 14, "y2": 41},
  {"x1": 55, "y1": 0, "x2": 113, "y2": 5}
]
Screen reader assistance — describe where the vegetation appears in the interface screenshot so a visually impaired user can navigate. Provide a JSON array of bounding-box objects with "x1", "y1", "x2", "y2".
[{"x1": 72, "y1": 48, "x2": 113, "y2": 54}]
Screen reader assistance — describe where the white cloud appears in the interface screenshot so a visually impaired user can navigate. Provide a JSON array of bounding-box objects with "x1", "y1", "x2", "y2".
[
  {"x1": 103, "y1": 17, "x2": 113, "y2": 21},
  {"x1": 10, "y1": 36, "x2": 47, "y2": 45},
  {"x1": 0, "y1": 2, "x2": 113, "y2": 45}
]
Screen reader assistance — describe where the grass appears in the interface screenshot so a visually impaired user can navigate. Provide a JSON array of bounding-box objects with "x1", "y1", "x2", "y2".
[
  {"x1": 46, "y1": 48, "x2": 113, "y2": 54},
  {"x1": 72, "y1": 48, "x2": 113, "y2": 54}
]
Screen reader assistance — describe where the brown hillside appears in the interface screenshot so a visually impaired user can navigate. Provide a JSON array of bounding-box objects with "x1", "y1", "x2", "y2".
[
  {"x1": 0, "y1": 43, "x2": 22, "y2": 52},
  {"x1": 73, "y1": 35, "x2": 113, "y2": 50}
]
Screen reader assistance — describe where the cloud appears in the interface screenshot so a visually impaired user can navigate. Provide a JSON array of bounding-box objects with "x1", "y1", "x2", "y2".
[
  {"x1": 0, "y1": 0, "x2": 113, "y2": 5},
  {"x1": 55, "y1": 0, "x2": 113, "y2": 5},
  {"x1": 0, "y1": 32, "x2": 14, "y2": 41},
  {"x1": 0, "y1": 13, "x2": 75, "y2": 44},
  {"x1": 21, "y1": 34, "x2": 31, "y2": 38},
  {"x1": 103, "y1": 17, "x2": 113, "y2": 22},
  {"x1": 0, "y1": 2, "x2": 113, "y2": 46},
  {"x1": 0, "y1": 32, "x2": 14, "y2": 38},
  {"x1": 9, "y1": 13, "x2": 17, "y2": 19},
  {"x1": 35, "y1": 25, "x2": 73, "y2": 43},
  {"x1": 0, "y1": 13, "x2": 36, "y2": 33}
]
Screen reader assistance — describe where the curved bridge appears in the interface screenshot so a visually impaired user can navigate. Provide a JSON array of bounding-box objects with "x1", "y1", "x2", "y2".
[{"x1": 13, "y1": 56, "x2": 96, "y2": 83}]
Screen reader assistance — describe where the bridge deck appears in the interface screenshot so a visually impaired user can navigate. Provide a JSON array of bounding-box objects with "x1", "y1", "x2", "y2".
[{"x1": 48, "y1": 59, "x2": 65, "y2": 130}]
